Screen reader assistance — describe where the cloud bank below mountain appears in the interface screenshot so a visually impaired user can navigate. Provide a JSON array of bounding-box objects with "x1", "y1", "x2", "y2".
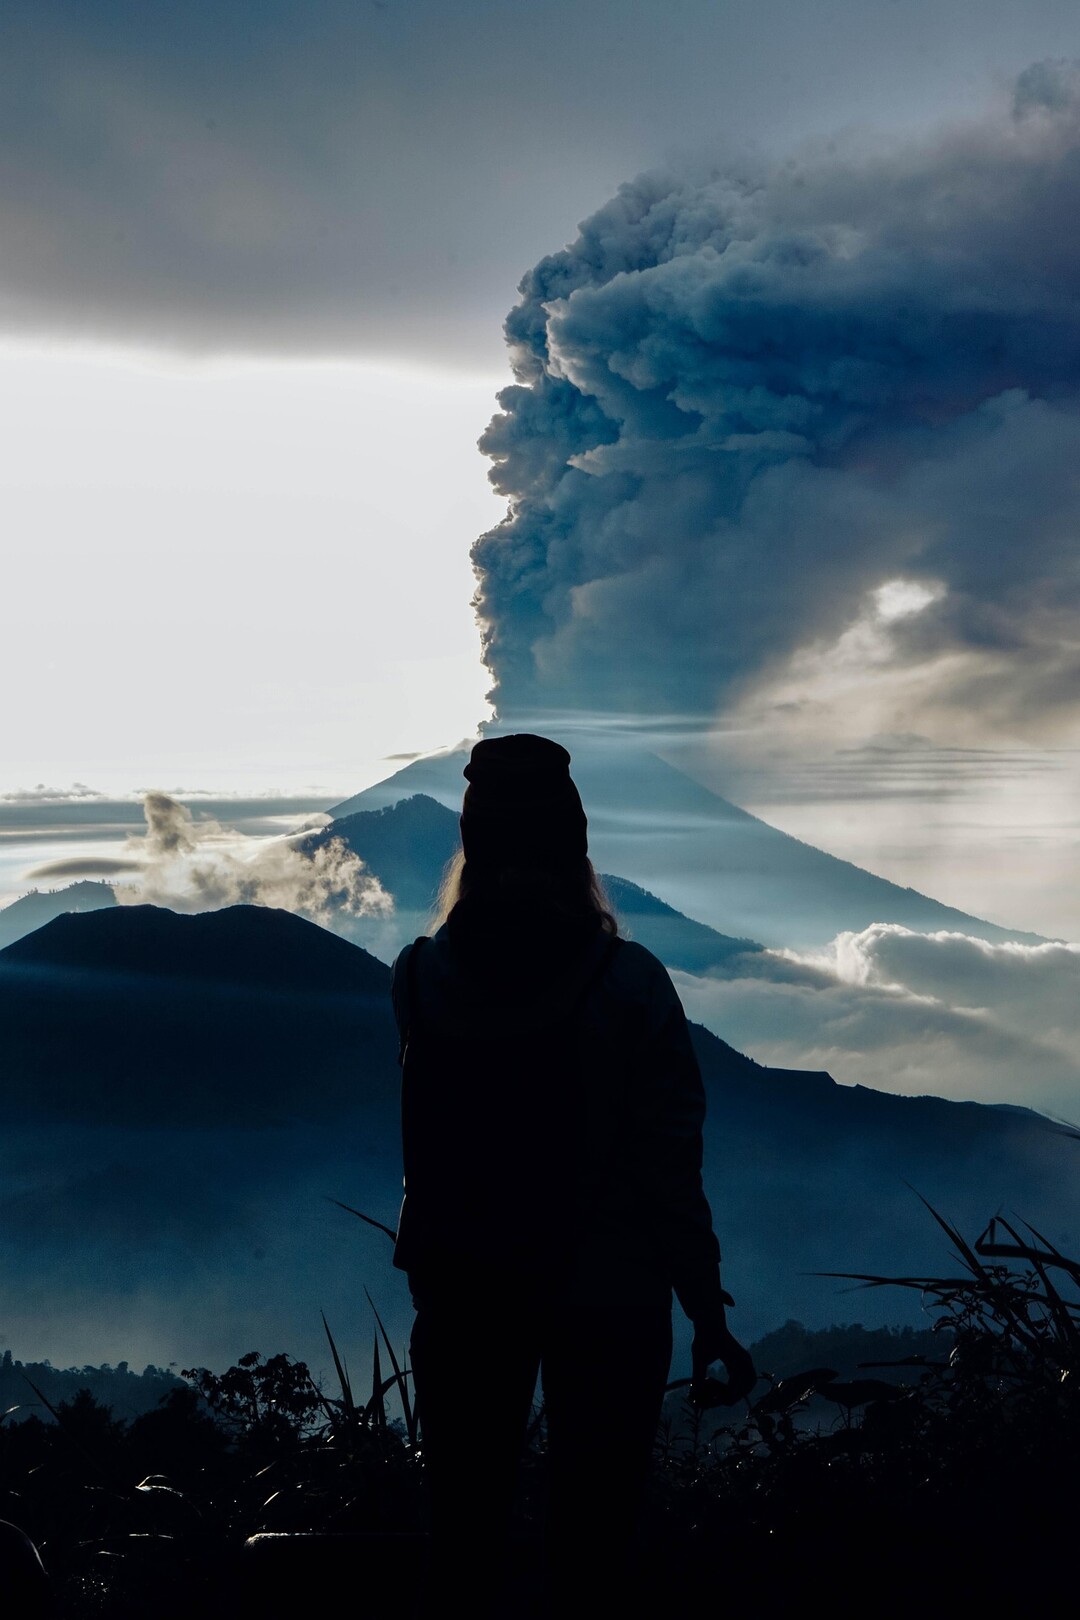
[{"x1": 676, "y1": 923, "x2": 1080, "y2": 1116}]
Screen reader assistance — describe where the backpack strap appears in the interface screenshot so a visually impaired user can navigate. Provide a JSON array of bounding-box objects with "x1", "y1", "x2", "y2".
[{"x1": 396, "y1": 935, "x2": 430, "y2": 1066}]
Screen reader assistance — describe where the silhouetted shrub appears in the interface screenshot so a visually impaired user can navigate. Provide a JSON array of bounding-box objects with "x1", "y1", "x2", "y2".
[
  {"x1": 649, "y1": 1206, "x2": 1080, "y2": 1607},
  {"x1": 2, "y1": 1209, "x2": 1076, "y2": 1613}
]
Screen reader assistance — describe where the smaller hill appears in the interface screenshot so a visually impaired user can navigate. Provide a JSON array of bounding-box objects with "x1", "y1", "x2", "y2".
[
  {"x1": 0, "y1": 881, "x2": 116, "y2": 952},
  {"x1": 0, "y1": 905, "x2": 396, "y2": 1127},
  {"x1": 0, "y1": 1349, "x2": 184, "y2": 1425},
  {"x1": 3, "y1": 903, "x2": 389, "y2": 996}
]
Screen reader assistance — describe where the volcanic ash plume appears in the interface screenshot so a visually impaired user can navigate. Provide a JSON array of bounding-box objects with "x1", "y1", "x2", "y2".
[{"x1": 475, "y1": 60, "x2": 1080, "y2": 740}]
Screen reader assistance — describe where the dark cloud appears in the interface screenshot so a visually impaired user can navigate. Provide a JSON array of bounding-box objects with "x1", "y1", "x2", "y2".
[
  {"x1": 0, "y1": 0, "x2": 774, "y2": 363},
  {"x1": 0, "y1": 1, "x2": 510, "y2": 361},
  {"x1": 28, "y1": 857, "x2": 139, "y2": 879},
  {"x1": 4, "y1": 6, "x2": 1079, "y2": 363},
  {"x1": 474, "y1": 62, "x2": 1080, "y2": 733}
]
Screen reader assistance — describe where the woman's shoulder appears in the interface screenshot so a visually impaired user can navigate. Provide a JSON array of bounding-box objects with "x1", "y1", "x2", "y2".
[
  {"x1": 391, "y1": 929, "x2": 446, "y2": 979},
  {"x1": 605, "y1": 936, "x2": 680, "y2": 1001},
  {"x1": 390, "y1": 934, "x2": 438, "y2": 1027},
  {"x1": 391, "y1": 935, "x2": 426, "y2": 976},
  {"x1": 582, "y1": 936, "x2": 690, "y2": 1048},
  {"x1": 391, "y1": 936, "x2": 423, "y2": 988}
]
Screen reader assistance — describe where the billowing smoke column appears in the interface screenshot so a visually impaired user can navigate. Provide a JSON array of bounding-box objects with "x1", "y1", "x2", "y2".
[{"x1": 474, "y1": 62, "x2": 1080, "y2": 732}]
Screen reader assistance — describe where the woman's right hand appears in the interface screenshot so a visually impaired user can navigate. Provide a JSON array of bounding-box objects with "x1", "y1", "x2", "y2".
[{"x1": 691, "y1": 1320, "x2": 757, "y2": 1406}]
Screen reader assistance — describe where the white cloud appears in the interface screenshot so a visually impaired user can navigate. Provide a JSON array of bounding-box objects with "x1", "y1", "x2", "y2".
[
  {"x1": 674, "y1": 922, "x2": 1080, "y2": 1117},
  {"x1": 1, "y1": 783, "x2": 104, "y2": 803}
]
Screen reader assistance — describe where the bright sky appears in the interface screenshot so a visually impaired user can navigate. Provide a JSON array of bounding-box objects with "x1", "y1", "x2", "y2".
[{"x1": 0, "y1": 343, "x2": 504, "y2": 796}]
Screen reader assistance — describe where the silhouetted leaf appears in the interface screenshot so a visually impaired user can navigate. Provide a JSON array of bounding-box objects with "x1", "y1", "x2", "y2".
[
  {"x1": 753, "y1": 1368, "x2": 839, "y2": 1415},
  {"x1": 823, "y1": 1380, "x2": 907, "y2": 1407}
]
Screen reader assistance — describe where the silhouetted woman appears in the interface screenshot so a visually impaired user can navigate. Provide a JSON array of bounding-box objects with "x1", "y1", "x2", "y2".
[{"x1": 390, "y1": 733, "x2": 753, "y2": 1617}]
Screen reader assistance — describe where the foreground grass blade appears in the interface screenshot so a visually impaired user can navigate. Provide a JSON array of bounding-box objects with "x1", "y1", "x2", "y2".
[
  {"x1": 365, "y1": 1287, "x2": 416, "y2": 1446},
  {"x1": 368, "y1": 1331, "x2": 386, "y2": 1432},
  {"x1": 326, "y1": 1196, "x2": 398, "y2": 1244},
  {"x1": 321, "y1": 1312, "x2": 356, "y2": 1427}
]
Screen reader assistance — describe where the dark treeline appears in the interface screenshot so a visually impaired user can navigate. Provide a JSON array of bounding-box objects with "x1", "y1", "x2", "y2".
[
  {"x1": 744, "y1": 1318, "x2": 943, "y2": 1379},
  {"x1": 2, "y1": 1320, "x2": 939, "y2": 1433},
  {"x1": 0, "y1": 1350, "x2": 184, "y2": 1425}
]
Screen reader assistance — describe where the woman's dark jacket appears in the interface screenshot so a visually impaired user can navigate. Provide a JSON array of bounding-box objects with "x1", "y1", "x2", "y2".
[{"x1": 390, "y1": 905, "x2": 724, "y2": 1321}]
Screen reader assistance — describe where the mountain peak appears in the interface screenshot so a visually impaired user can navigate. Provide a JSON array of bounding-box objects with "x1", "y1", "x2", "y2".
[{"x1": 327, "y1": 740, "x2": 1044, "y2": 949}]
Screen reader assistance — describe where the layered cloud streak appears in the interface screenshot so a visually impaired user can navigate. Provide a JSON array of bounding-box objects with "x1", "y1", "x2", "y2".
[{"x1": 476, "y1": 62, "x2": 1080, "y2": 739}]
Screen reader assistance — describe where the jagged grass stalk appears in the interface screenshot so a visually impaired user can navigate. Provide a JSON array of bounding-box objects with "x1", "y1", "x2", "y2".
[{"x1": 818, "y1": 1195, "x2": 1080, "y2": 1386}]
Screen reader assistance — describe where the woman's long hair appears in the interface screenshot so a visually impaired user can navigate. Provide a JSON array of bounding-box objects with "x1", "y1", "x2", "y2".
[{"x1": 430, "y1": 848, "x2": 618, "y2": 937}]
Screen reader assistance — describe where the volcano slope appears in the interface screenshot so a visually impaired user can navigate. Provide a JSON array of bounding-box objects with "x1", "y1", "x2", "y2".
[{"x1": 327, "y1": 741, "x2": 1044, "y2": 949}]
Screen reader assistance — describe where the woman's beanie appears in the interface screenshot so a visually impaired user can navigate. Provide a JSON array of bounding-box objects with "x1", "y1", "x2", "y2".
[{"x1": 460, "y1": 734, "x2": 588, "y2": 868}]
